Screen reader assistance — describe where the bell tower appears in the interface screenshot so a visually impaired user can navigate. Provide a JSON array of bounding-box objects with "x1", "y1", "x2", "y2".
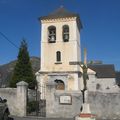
[
  {"x1": 40, "y1": 7, "x2": 82, "y2": 72},
  {"x1": 37, "y1": 7, "x2": 82, "y2": 99}
]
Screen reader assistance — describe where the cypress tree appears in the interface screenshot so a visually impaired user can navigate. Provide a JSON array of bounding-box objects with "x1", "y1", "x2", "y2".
[{"x1": 10, "y1": 39, "x2": 36, "y2": 89}]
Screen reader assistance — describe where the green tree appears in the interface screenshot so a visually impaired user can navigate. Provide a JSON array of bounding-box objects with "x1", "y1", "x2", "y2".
[{"x1": 10, "y1": 39, "x2": 36, "y2": 89}]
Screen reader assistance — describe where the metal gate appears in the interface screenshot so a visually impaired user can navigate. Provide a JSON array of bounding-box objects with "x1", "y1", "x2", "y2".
[
  {"x1": 39, "y1": 99, "x2": 46, "y2": 117},
  {"x1": 27, "y1": 88, "x2": 46, "y2": 117}
]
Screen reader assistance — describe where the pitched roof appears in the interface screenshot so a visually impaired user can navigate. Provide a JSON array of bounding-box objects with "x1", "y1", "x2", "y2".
[
  {"x1": 39, "y1": 7, "x2": 82, "y2": 29},
  {"x1": 88, "y1": 64, "x2": 116, "y2": 78},
  {"x1": 40, "y1": 7, "x2": 78, "y2": 19}
]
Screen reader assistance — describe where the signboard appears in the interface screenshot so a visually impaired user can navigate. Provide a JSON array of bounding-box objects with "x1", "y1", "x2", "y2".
[{"x1": 59, "y1": 95, "x2": 72, "y2": 105}]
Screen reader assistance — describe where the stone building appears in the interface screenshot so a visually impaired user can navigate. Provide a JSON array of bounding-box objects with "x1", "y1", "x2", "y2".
[
  {"x1": 36, "y1": 7, "x2": 119, "y2": 118},
  {"x1": 36, "y1": 7, "x2": 118, "y2": 99},
  {"x1": 87, "y1": 64, "x2": 118, "y2": 92},
  {"x1": 36, "y1": 7, "x2": 84, "y2": 100}
]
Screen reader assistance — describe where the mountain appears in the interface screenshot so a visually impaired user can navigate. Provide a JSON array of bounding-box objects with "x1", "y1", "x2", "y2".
[
  {"x1": 1, "y1": 57, "x2": 120, "y2": 88},
  {"x1": 0, "y1": 57, "x2": 40, "y2": 87}
]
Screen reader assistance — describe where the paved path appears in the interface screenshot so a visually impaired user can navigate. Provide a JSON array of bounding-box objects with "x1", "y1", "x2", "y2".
[
  {"x1": 10, "y1": 116, "x2": 74, "y2": 120},
  {"x1": 10, "y1": 116, "x2": 120, "y2": 120}
]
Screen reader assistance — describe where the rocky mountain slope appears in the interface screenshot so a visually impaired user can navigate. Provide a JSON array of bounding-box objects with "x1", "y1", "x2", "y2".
[{"x1": 0, "y1": 57, "x2": 40, "y2": 87}]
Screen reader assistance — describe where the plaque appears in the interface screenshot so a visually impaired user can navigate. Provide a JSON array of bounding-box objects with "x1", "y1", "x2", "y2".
[{"x1": 59, "y1": 95, "x2": 72, "y2": 105}]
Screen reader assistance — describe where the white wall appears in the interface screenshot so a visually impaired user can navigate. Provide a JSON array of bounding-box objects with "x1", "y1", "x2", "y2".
[
  {"x1": 87, "y1": 74, "x2": 96, "y2": 92},
  {"x1": 40, "y1": 17, "x2": 81, "y2": 72},
  {"x1": 87, "y1": 75, "x2": 119, "y2": 93},
  {"x1": 95, "y1": 78, "x2": 119, "y2": 93}
]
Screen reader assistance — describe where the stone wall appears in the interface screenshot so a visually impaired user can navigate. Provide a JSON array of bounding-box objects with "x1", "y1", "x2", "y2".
[
  {"x1": 0, "y1": 88, "x2": 17, "y2": 115},
  {"x1": 89, "y1": 92, "x2": 120, "y2": 119},
  {"x1": 46, "y1": 84, "x2": 83, "y2": 118},
  {"x1": 0, "y1": 81, "x2": 28, "y2": 117},
  {"x1": 46, "y1": 83, "x2": 120, "y2": 119}
]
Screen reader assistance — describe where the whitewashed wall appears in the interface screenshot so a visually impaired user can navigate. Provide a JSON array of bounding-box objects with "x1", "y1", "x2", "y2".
[{"x1": 87, "y1": 74, "x2": 119, "y2": 93}]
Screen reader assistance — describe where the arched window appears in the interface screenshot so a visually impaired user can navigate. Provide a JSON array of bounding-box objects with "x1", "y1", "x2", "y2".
[
  {"x1": 48, "y1": 26, "x2": 56, "y2": 43},
  {"x1": 63, "y1": 25, "x2": 69, "y2": 42},
  {"x1": 55, "y1": 79, "x2": 65, "y2": 90},
  {"x1": 56, "y1": 51, "x2": 61, "y2": 62}
]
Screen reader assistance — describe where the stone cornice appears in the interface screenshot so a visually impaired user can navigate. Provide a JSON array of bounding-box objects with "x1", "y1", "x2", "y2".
[
  {"x1": 41, "y1": 17, "x2": 77, "y2": 23},
  {"x1": 38, "y1": 70, "x2": 82, "y2": 74}
]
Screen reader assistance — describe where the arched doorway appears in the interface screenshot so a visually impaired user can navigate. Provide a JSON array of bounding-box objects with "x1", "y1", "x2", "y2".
[{"x1": 54, "y1": 79, "x2": 65, "y2": 90}]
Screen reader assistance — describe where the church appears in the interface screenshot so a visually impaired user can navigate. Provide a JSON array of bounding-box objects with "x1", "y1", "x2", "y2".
[
  {"x1": 36, "y1": 7, "x2": 119, "y2": 118},
  {"x1": 36, "y1": 6, "x2": 83, "y2": 99}
]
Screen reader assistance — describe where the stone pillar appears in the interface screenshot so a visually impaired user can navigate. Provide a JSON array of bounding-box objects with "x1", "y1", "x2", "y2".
[
  {"x1": 46, "y1": 81, "x2": 56, "y2": 117},
  {"x1": 36, "y1": 72, "x2": 45, "y2": 100},
  {"x1": 16, "y1": 81, "x2": 28, "y2": 117},
  {"x1": 80, "y1": 90, "x2": 91, "y2": 114},
  {"x1": 84, "y1": 90, "x2": 88, "y2": 103}
]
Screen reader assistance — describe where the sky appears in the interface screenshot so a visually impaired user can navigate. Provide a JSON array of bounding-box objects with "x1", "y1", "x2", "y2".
[{"x1": 0, "y1": 0, "x2": 120, "y2": 70}]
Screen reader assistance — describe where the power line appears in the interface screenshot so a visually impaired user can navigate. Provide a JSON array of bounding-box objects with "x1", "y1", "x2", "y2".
[{"x1": 0, "y1": 31, "x2": 19, "y2": 49}]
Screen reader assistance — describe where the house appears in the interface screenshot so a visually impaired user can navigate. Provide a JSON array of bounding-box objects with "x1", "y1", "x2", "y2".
[{"x1": 87, "y1": 64, "x2": 118, "y2": 92}]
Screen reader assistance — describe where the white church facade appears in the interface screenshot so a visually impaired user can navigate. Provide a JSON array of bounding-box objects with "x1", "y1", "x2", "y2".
[
  {"x1": 36, "y1": 7, "x2": 84, "y2": 100},
  {"x1": 36, "y1": 7, "x2": 119, "y2": 101}
]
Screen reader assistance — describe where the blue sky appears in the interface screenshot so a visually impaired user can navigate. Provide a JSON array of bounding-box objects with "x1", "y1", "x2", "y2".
[{"x1": 0, "y1": 0, "x2": 120, "y2": 70}]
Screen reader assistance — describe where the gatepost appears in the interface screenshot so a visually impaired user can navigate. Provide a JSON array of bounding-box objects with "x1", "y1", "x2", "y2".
[{"x1": 16, "y1": 81, "x2": 28, "y2": 117}]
